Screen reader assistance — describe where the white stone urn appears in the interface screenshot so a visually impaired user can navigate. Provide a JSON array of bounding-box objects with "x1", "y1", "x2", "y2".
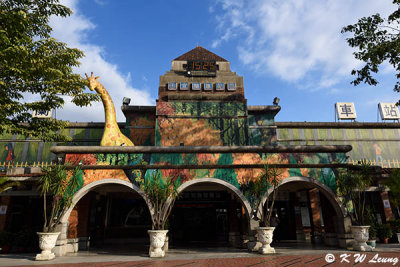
[
  {"x1": 351, "y1": 226, "x2": 373, "y2": 252},
  {"x1": 397, "y1": 233, "x2": 400, "y2": 244},
  {"x1": 256, "y1": 227, "x2": 275, "y2": 254},
  {"x1": 148, "y1": 230, "x2": 168, "y2": 258},
  {"x1": 35, "y1": 232, "x2": 60, "y2": 261}
]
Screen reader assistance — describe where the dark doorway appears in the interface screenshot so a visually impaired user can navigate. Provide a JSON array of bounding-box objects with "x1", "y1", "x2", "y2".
[
  {"x1": 85, "y1": 186, "x2": 151, "y2": 250},
  {"x1": 272, "y1": 200, "x2": 296, "y2": 241},
  {"x1": 170, "y1": 190, "x2": 232, "y2": 246}
]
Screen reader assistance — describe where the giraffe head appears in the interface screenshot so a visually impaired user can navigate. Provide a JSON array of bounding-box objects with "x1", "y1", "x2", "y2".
[{"x1": 85, "y1": 72, "x2": 101, "y2": 92}]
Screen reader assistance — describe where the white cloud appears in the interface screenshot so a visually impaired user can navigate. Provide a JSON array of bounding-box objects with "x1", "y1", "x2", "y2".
[
  {"x1": 212, "y1": 0, "x2": 396, "y2": 91},
  {"x1": 49, "y1": 0, "x2": 152, "y2": 122}
]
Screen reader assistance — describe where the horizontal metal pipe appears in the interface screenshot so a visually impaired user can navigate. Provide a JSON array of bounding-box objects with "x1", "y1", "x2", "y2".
[
  {"x1": 63, "y1": 163, "x2": 349, "y2": 170},
  {"x1": 51, "y1": 145, "x2": 352, "y2": 154}
]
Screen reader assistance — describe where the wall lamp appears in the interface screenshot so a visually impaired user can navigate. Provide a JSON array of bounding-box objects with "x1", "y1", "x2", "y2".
[
  {"x1": 122, "y1": 97, "x2": 131, "y2": 105},
  {"x1": 273, "y1": 97, "x2": 280, "y2": 106}
]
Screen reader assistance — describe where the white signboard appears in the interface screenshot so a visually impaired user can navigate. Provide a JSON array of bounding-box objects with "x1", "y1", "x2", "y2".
[
  {"x1": 0, "y1": 206, "x2": 7, "y2": 215},
  {"x1": 32, "y1": 109, "x2": 52, "y2": 119},
  {"x1": 167, "y1": 82, "x2": 177, "y2": 90},
  {"x1": 336, "y1": 102, "x2": 357, "y2": 120},
  {"x1": 383, "y1": 199, "x2": 391, "y2": 209},
  {"x1": 378, "y1": 103, "x2": 400, "y2": 120}
]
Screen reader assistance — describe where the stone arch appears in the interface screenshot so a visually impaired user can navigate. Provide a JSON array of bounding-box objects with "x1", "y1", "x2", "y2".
[
  {"x1": 260, "y1": 176, "x2": 345, "y2": 219},
  {"x1": 60, "y1": 179, "x2": 149, "y2": 224},
  {"x1": 256, "y1": 176, "x2": 347, "y2": 246},
  {"x1": 54, "y1": 179, "x2": 152, "y2": 256}
]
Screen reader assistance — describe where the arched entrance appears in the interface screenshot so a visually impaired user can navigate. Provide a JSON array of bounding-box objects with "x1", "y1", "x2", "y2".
[
  {"x1": 260, "y1": 176, "x2": 345, "y2": 246},
  {"x1": 57, "y1": 179, "x2": 152, "y2": 255},
  {"x1": 169, "y1": 178, "x2": 252, "y2": 248}
]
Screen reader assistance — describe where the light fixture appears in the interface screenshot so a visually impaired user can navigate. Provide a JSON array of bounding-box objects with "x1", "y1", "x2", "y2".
[
  {"x1": 122, "y1": 97, "x2": 131, "y2": 105},
  {"x1": 273, "y1": 97, "x2": 280, "y2": 106}
]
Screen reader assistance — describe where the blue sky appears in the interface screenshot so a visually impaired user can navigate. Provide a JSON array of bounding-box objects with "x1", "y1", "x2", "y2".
[{"x1": 50, "y1": 0, "x2": 399, "y2": 123}]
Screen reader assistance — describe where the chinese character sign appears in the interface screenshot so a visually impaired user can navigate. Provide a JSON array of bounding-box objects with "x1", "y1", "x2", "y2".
[
  {"x1": 32, "y1": 109, "x2": 52, "y2": 119},
  {"x1": 335, "y1": 102, "x2": 357, "y2": 120},
  {"x1": 378, "y1": 103, "x2": 400, "y2": 120}
]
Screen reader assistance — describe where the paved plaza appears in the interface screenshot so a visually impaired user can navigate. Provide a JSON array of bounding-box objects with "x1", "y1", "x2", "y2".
[{"x1": 0, "y1": 243, "x2": 399, "y2": 267}]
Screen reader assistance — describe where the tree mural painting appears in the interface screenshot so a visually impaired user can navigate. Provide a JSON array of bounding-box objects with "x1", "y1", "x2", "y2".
[
  {"x1": 62, "y1": 150, "x2": 346, "y2": 210},
  {"x1": 156, "y1": 101, "x2": 249, "y2": 146}
]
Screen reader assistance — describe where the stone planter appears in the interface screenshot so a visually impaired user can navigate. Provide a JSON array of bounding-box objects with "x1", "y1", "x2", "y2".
[
  {"x1": 256, "y1": 227, "x2": 275, "y2": 254},
  {"x1": 35, "y1": 232, "x2": 60, "y2": 261},
  {"x1": 351, "y1": 226, "x2": 373, "y2": 252},
  {"x1": 397, "y1": 233, "x2": 400, "y2": 244},
  {"x1": 148, "y1": 230, "x2": 168, "y2": 258}
]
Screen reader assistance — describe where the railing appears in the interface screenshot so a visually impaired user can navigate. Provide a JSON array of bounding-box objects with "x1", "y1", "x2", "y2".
[{"x1": 348, "y1": 159, "x2": 399, "y2": 168}]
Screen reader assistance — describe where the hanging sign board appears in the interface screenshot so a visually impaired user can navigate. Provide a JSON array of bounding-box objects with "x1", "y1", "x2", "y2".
[
  {"x1": 32, "y1": 109, "x2": 52, "y2": 119},
  {"x1": 378, "y1": 103, "x2": 400, "y2": 120},
  {"x1": 335, "y1": 102, "x2": 357, "y2": 120}
]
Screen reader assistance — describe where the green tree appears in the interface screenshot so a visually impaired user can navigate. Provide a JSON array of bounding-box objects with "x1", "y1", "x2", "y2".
[
  {"x1": 342, "y1": 0, "x2": 400, "y2": 103},
  {"x1": 386, "y1": 169, "x2": 400, "y2": 217},
  {"x1": 0, "y1": 0, "x2": 98, "y2": 141}
]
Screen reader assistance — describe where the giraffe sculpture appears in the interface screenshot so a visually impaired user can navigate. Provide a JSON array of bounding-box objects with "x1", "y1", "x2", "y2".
[{"x1": 85, "y1": 72, "x2": 134, "y2": 147}]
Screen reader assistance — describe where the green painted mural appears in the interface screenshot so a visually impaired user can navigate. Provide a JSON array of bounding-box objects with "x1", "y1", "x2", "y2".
[
  {"x1": 277, "y1": 126, "x2": 400, "y2": 168},
  {"x1": 64, "y1": 150, "x2": 346, "y2": 211}
]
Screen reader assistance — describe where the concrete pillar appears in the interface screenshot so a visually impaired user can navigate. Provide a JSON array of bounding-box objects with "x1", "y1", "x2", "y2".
[
  {"x1": 338, "y1": 216, "x2": 353, "y2": 249},
  {"x1": 53, "y1": 222, "x2": 68, "y2": 256},
  {"x1": 380, "y1": 191, "x2": 393, "y2": 222},
  {"x1": 247, "y1": 219, "x2": 261, "y2": 252}
]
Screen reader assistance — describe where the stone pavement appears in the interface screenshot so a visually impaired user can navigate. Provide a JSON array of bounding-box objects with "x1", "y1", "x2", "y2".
[{"x1": 0, "y1": 243, "x2": 399, "y2": 267}]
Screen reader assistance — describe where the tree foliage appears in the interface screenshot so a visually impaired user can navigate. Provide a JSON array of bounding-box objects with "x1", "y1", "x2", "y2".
[
  {"x1": 248, "y1": 165, "x2": 283, "y2": 227},
  {"x1": 385, "y1": 169, "x2": 400, "y2": 216},
  {"x1": 136, "y1": 170, "x2": 180, "y2": 230},
  {"x1": 342, "y1": 0, "x2": 400, "y2": 103},
  {"x1": 38, "y1": 165, "x2": 82, "y2": 232},
  {"x1": 337, "y1": 162, "x2": 373, "y2": 226},
  {"x1": 0, "y1": 0, "x2": 99, "y2": 141}
]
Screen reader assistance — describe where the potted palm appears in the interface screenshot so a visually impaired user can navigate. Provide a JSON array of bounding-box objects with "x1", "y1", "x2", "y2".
[
  {"x1": 249, "y1": 165, "x2": 283, "y2": 254},
  {"x1": 36, "y1": 165, "x2": 82, "y2": 261},
  {"x1": 135, "y1": 170, "x2": 179, "y2": 258},
  {"x1": 364, "y1": 207, "x2": 377, "y2": 248},
  {"x1": 337, "y1": 161, "x2": 374, "y2": 251}
]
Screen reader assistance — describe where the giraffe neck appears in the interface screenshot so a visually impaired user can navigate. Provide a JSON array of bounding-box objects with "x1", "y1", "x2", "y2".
[{"x1": 95, "y1": 82, "x2": 119, "y2": 128}]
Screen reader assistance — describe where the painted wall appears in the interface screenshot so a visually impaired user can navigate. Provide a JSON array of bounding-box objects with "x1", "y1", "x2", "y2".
[{"x1": 277, "y1": 127, "x2": 400, "y2": 167}]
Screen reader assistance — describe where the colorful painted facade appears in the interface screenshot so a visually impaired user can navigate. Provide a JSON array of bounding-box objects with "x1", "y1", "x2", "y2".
[{"x1": 0, "y1": 47, "x2": 398, "y2": 255}]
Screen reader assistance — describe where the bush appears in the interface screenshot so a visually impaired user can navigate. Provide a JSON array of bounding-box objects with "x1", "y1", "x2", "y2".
[
  {"x1": 388, "y1": 219, "x2": 400, "y2": 233},
  {"x1": 369, "y1": 224, "x2": 377, "y2": 240},
  {"x1": 377, "y1": 224, "x2": 393, "y2": 240}
]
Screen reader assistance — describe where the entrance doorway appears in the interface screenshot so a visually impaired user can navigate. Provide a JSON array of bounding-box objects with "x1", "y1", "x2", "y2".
[
  {"x1": 69, "y1": 183, "x2": 151, "y2": 251},
  {"x1": 170, "y1": 182, "x2": 247, "y2": 247}
]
